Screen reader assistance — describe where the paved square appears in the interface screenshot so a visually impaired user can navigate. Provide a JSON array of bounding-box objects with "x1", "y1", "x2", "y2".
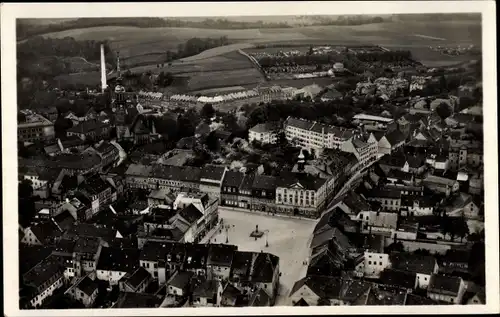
[{"x1": 208, "y1": 207, "x2": 317, "y2": 305}]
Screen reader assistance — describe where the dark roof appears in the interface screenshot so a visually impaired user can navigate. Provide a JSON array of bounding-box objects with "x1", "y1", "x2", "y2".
[
  {"x1": 123, "y1": 267, "x2": 151, "y2": 290},
  {"x1": 96, "y1": 247, "x2": 140, "y2": 272},
  {"x1": 139, "y1": 241, "x2": 175, "y2": 262},
  {"x1": 29, "y1": 221, "x2": 62, "y2": 244},
  {"x1": 294, "y1": 298, "x2": 309, "y2": 306},
  {"x1": 390, "y1": 253, "x2": 437, "y2": 275},
  {"x1": 379, "y1": 153, "x2": 407, "y2": 168},
  {"x1": 251, "y1": 252, "x2": 279, "y2": 283},
  {"x1": 290, "y1": 276, "x2": 346, "y2": 300},
  {"x1": 95, "y1": 141, "x2": 117, "y2": 154},
  {"x1": 249, "y1": 288, "x2": 271, "y2": 306},
  {"x1": 52, "y1": 210, "x2": 75, "y2": 232},
  {"x1": 387, "y1": 169, "x2": 413, "y2": 182},
  {"x1": 252, "y1": 174, "x2": 278, "y2": 191},
  {"x1": 365, "y1": 188, "x2": 401, "y2": 199},
  {"x1": 74, "y1": 236, "x2": 101, "y2": 255},
  {"x1": 76, "y1": 276, "x2": 98, "y2": 297},
  {"x1": 428, "y1": 274, "x2": 462, "y2": 296},
  {"x1": 23, "y1": 256, "x2": 64, "y2": 289},
  {"x1": 239, "y1": 173, "x2": 256, "y2": 191},
  {"x1": 114, "y1": 292, "x2": 162, "y2": 308},
  {"x1": 184, "y1": 244, "x2": 208, "y2": 270},
  {"x1": 19, "y1": 245, "x2": 54, "y2": 275},
  {"x1": 406, "y1": 154, "x2": 426, "y2": 168},
  {"x1": 314, "y1": 210, "x2": 334, "y2": 234},
  {"x1": 222, "y1": 170, "x2": 245, "y2": 188},
  {"x1": 150, "y1": 227, "x2": 184, "y2": 242},
  {"x1": 67, "y1": 119, "x2": 109, "y2": 134},
  {"x1": 150, "y1": 164, "x2": 201, "y2": 183},
  {"x1": 385, "y1": 129, "x2": 406, "y2": 145},
  {"x1": 168, "y1": 271, "x2": 194, "y2": 289},
  {"x1": 405, "y1": 293, "x2": 440, "y2": 305},
  {"x1": 178, "y1": 204, "x2": 203, "y2": 225},
  {"x1": 200, "y1": 165, "x2": 226, "y2": 182},
  {"x1": 249, "y1": 122, "x2": 280, "y2": 133},
  {"x1": 230, "y1": 251, "x2": 254, "y2": 279},
  {"x1": 277, "y1": 172, "x2": 327, "y2": 191},
  {"x1": 221, "y1": 283, "x2": 243, "y2": 303},
  {"x1": 53, "y1": 238, "x2": 76, "y2": 254},
  {"x1": 208, "y1": 244, "x2": 237, "y2": 267},
  {"x1": 193, "y1": 279, "x2": 219, "y2": 298},
  {"x1": 65, "y1": 223, "x2": 116, "y2": 242},
  {"x1": 78, "y1": 174, "x2": 111, "y2": 196},
  {"x1": 365, "y1": 287, "x2": 406, "y2": 305},
  {"x1": 380, "y1": 269, "x2": 416, "y2": 290}
]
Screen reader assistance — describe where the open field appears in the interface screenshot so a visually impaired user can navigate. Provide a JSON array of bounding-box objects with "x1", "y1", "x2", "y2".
[
  {"x1": 41, "y1": 20, "x2": 480, "y2": 89},
  {"x1": 184, "y1": 68, "x2": 264, "y2": 91},
  {"x1": 39, "y1": 20, "x2": 481, "y2": 56},
  {"x1": 211, "y1": 207, "x2": 316, "y2": 305},
  {"x1": 127, "y1": 52, "x2": 254, "y2": 75}
]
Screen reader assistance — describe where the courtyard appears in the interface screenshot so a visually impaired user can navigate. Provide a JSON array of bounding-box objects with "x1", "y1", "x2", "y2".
[{"x1": 204, "y1": 207, "x2": 317, "y2": 305}]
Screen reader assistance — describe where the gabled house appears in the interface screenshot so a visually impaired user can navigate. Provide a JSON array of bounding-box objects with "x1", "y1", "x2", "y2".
[
  {"x1": 119, "y1": 266, "x2": 153, "y2": 293},
  {"x1": 376, "y1": 129, "x2": 407, "y2": 155},
  {"x1": 427, "y1": 274, "x2": 466, "y2": 304},
  {"x1": 199, "y1": 164, "x2": 227, "y2": 198},
  {"x1": 192, "y1": 278, "x2": 223, "y2": 307},
  {"x1": 21, "y1": 221, "x2": 62, "y2": 246},
  {"x1": 96, "y1": 247, "x2": 140, "y2": 285},
  {"x1": 23, "y1": 256, "x2": 65, "y2": 308},
  {"x1": 207, "y1": 244, "x2": 237, "y2": 281},
  {"x1": 166, "y1": 271, "x2": 194, "y2": 298},
  {"x1": 390, "y1": 253, "x2": 439, "y2": 289},
  {"x1": 64, "y1": 275, "x2": 99, "y2": 308},
  {"x1": 221, "y1": 171, "x2": 245, "y2": 207}
]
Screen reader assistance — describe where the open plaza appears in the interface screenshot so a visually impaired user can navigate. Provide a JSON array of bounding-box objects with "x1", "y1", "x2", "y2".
[{"x1": 206, "y1": 207, "x2": 317, "y2": 305}]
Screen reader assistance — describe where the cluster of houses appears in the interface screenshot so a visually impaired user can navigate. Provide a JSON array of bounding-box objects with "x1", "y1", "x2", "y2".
[{"x1": 21, "y1": 227, "x2": 280, "y2": 309}]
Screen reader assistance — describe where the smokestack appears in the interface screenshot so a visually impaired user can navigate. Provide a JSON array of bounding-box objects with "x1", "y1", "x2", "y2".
[{"x1": 100, "y1": 44, "x2": 107, "y2": 93}]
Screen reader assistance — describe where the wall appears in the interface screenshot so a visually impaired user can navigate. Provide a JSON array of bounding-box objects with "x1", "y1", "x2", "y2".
[
  {"x1": 30, "y1": 276, "x2": 64, "y2": 308},
  {"x1": 96, "y1": 269, "x2": 127, "y2": 285},
  {"x1": 364, "y1": 251, "x2": 390, "y2": 278}
]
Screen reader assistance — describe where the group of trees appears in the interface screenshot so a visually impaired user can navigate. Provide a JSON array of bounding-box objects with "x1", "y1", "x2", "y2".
[
  {"x1": 18, "y1": 36, "x2": 113, "y2": 64},
  {"x1": 355, "y1": 50, "x2": 414, "y2": 63},
  {"x1": 163, "y1": 36, "x2": 230, "y2": 64},
  {"x1": 244, "y1": 94, "x2": 383, "y2": 130},
  {"x1": 257, "y1": 51, "x2": 345, "y2": 69}
]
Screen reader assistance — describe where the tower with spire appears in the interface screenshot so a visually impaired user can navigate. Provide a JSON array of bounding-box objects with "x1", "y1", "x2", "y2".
[
  {"x1": 297, "y1": 150, "x2": 306, "y2": 172},
  {"x1": 114, "y1": 51, "x2": 126, "y2": 106}
]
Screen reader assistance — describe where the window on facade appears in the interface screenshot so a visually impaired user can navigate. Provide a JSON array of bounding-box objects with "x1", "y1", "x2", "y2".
[{"x1": 368, "y1": 261, "x2": 372, "y2": 265}]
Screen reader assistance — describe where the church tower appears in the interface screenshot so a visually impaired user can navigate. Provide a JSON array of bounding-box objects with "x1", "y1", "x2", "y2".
[{"x1": 114, "y1": 51, "x2": 126, "y2": 107}]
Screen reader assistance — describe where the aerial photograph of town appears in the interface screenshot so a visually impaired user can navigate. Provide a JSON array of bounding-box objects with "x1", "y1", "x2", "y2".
[{"x1": 15, "y1": 12, "x2": 487, "y2": 310}]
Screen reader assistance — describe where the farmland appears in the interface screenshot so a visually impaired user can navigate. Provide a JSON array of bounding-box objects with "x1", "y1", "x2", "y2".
[{"x1": 36, "y1": 19, "x2": 481, "y2": 91}]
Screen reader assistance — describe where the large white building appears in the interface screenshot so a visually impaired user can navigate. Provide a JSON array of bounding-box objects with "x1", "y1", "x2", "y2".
[
  {"x1": 248, "y1": 123, "x2": 280, "y2": 145},
  {"x1": 284, "y1": 117, "x2": 359, "y2": 157}
]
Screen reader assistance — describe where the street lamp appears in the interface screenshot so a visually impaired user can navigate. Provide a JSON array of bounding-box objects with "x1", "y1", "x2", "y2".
[
  {"x1": 225, "y1": 225, "x2": 229, "y2": 243},
  {"x1": 265, "y1": 230, "x2": 269, "y2": 247}
]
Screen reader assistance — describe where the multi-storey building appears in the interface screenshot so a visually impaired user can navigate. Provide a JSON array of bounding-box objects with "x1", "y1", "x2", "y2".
[
  {"x1": 18, "y1": 112, "x2": 55, "y2": 143},
  {"x1": 275, "y1": 172, "x2": 328, "y2": 218},
  {"x1": 284, "y1": 117, "x2": 358, "y2": 158}
]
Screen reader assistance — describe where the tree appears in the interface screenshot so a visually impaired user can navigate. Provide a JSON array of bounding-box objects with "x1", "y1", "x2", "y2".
[
  {"x1": 435, "y1": 102, "x2": 452, "y2": 121},
  {"x1": 201, "y1": 103, "x2": 215, "y2": 120}
]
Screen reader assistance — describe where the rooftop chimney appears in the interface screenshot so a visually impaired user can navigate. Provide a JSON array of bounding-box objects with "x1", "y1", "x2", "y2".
[{"x1": 100, "y1": 44, "x2": 107, "y2": 93}]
